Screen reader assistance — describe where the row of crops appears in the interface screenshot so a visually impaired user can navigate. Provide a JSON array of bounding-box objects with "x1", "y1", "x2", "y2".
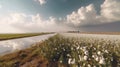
[{"x1": 38, "y1": 34, "x2": 120, "y2": 67}]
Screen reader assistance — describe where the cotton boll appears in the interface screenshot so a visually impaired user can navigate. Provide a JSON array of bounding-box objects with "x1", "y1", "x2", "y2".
[
  {"x1": 99, "y1": 57, "x2": 105, "y2": 64},
  {"x1": 68, "y1": 58, "x2": 75, "y2": 64},
  {"x1": 97, "y1": 51, "x2": 101, "y2": 55},
  {"x1": 84, "y1": 55, "x2": 88, "y2": 60}
]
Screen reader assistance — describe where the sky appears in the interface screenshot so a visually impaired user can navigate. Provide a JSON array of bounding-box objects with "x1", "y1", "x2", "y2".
[{"x1": 0, "y1": 0, "x2": 120, "y2": 33}]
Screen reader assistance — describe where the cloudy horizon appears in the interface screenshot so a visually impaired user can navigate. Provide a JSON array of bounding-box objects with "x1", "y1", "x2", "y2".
[{"x1": 0, "y1": 0, "x2": 120, "y2": 33}]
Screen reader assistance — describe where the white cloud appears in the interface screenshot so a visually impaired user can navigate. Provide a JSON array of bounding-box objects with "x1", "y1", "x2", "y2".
[
  {"x1": 35, "y1": 0, "x2": 46, "y2": 5},
  {"x1": 66, "y1": 0, "x2": 120, "y2": 27},
  {"x1": 0, "y1": 13, "x2": 72, "y2": 33},
  {"x1": 101, "y1": 0, "x2": 120, "y2": 22},
  {"x1": 66, "y1": 4, "x2": 100, "y2": 26},
  {"x1": 0, "y1": 24, "x2": 22, "y2": 33},
  {"x1": 0, "y1": 13, "x2": 28, "y2": 33},
  {"x1": 0, "y1": 0, "x2": 120, "y2": 33},
  {"x1": 0, "y1": 13, "x2": 27, "y2": 24}
]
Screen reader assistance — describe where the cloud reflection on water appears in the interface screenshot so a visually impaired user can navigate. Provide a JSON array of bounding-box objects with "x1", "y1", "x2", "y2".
[{"x1": 0, "y1": 34, "x2": 55, "y2": 55}]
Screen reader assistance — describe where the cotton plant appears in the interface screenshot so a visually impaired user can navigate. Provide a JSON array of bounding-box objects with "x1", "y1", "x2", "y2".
[{"x1": 38, "y1": 34, "x2": 120, "y2": 67}]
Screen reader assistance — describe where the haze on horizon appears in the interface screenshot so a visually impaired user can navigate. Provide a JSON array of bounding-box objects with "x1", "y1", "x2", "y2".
[{"x1": 0, "y1": 0, "x2": 120, "y2": 33}]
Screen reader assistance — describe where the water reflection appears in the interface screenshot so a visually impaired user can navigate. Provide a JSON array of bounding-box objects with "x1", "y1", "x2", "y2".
[{"x1": 0, "y1": 34, "x2": 55, "y2": 55}]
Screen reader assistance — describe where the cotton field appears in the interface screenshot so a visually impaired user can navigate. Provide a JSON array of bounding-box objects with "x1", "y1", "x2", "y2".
[
  {"x1": 38, "y1": 33, "x2": 120, "y2": 67},
  {"x1": 0, "y1": 33, "x2": 120, "y2": 67}
]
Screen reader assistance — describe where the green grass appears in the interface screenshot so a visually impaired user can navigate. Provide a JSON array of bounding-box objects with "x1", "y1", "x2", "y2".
[
  {"x1": 0, "y1": 34, "x2": 120, "y2": 67},
  {"x1": 0, "y1": 33, "x2": 51, "y2": 41}
]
